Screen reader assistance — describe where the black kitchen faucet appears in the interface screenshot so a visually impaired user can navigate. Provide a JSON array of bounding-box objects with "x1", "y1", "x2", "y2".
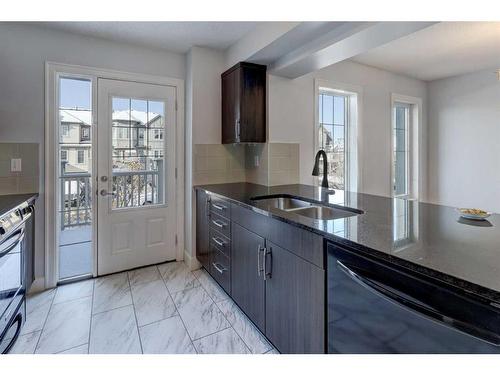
[{"x1": 312, "y1": 150, "x2": 329, "y2": 188}]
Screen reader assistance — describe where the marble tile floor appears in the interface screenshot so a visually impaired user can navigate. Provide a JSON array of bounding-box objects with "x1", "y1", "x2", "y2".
[{"x1": 10, "y1": 262, "x2": 278, "y2": 355}]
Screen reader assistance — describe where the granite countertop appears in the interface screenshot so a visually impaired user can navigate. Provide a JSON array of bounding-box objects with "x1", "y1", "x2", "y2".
[
  {"x1": 0, "y1": 193, "x2": 39, "y2": 217},
  {"x1": 195, "y1": 182, "x2": 500, "y2": 304}
]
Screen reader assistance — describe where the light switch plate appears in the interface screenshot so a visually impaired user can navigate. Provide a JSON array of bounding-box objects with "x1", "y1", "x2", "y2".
[{"x1": 11, "y1": 158, "x2": 22, "y2": 172}]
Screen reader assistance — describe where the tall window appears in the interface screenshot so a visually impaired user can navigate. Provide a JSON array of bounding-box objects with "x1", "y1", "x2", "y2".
[
  {"x1": 77, "y1": 149, "x2": 85, "y2": 164},
  {"x1": 317, "y1": 91, "x2": 348, "y2": 189},
  {"x1": 57, "y1": 76, "x2": 93, "y2": 280},
  {"x1": 392, "y1": 102, "x2": 411, "y2": 197}
]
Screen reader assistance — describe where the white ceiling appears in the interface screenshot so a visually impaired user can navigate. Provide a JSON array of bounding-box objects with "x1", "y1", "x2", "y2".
[
  {"x1": 33, "y1": 22, "x2": 260, "y2": 53},
  {"x1": 352, "y1": 22, "x2": 500, "y2": 81}
]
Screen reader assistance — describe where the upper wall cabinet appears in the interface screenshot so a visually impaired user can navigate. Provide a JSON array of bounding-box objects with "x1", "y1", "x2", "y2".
[{"x1": 222, "y1": 62, "x2": 266, "y2": 144}]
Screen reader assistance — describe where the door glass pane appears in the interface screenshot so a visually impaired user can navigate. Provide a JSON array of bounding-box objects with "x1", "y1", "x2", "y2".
[
  {"x1": 58, "y1": 77, "x2": 93, "y2": 280},
  {"x1": 111, "y1": 97, "x2": 165, "y2": 209}
]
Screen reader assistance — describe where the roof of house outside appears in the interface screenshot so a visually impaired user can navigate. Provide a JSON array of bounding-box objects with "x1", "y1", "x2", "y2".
[
  {"x1": 60, "y1": 108, "x2": 92, "y2": 125},
  {"x1": 112, "y1": 110, "x2": 161, "y2": 125},
  {"x1": 59, "y1": 108, "x2": 161, "y2": 126}
]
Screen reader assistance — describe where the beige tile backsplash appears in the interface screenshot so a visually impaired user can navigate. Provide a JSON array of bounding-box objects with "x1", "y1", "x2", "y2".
[
  {"x1": 193, "y1": 144, "x2": 246, "y2": 185},
  {"x1": 193, "y1": 143, "x2": 300, "y2": 186},
  {"x1": 0, "y1": 143, "x2": 39, "y2": 195}
]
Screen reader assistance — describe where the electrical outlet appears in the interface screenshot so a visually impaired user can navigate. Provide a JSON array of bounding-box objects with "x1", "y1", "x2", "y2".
[{"x1": 11, "y1": 158, "x2": 22, "y2": 172}]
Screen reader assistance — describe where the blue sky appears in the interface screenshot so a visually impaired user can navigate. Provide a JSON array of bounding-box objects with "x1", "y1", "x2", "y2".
[{"x1": 60, "y1": 77, "x2": 164, "y2": 114}]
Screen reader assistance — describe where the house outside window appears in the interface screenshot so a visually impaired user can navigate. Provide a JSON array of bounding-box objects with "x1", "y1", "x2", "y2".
[
  {"x1": 80, "y1": 125, "x2": 91, "y2": 142},
  {"x1": 77, "y1": 150, "x2": 85, "y2": 164},
  {"x1": 154, "y1": 129, "x2": 163, "y2": 140},
  {"x1": 61, "y1": 124, "x2": 70, "y2": 136},
  {"x1": 60, "y1": 150, "x2": 68, "y2": 161}
]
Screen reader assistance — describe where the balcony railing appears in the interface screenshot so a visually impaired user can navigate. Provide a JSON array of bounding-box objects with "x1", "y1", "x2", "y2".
[
  {"x1": 112, "y1": 168, "x2": 163, "y2": 209},
  {"x1": 60, "y1": 172, "x2": 92, "y2": 229},
  {"x1": 60, "y1": 161, "x2": 163, "y2": 229}
]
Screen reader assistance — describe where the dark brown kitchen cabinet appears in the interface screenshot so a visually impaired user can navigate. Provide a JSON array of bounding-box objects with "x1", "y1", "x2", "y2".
[
  {"x1": 265, "y1": 241, "x2": 325, "y2": 354},
  {"x1": 196, "y1": 190, "x2": 210, "y2": 270},
  {"x1": 195, "y1": 189, "x2": 326, "y2": 353},
  {"x1": 221, "y1": 62, "x2": 266, "y2": 144},
  {"x1": 231, "y1": 222, "x2": 266, "y2": 331}
]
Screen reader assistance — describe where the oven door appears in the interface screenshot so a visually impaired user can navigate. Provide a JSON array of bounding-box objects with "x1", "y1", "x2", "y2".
[{"x1": 0, "y1": 224, "x2": 25, "y2": 340}]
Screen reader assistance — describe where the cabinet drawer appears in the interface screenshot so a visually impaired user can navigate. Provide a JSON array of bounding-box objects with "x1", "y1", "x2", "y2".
[
  {"x1": 210, "y1": 248, "x2": 230, "y2": 294},
  {"x1": 231, "y1": 203, "x2": 270, "y2": 237},
  {"x1": 210, "y1": 196, "x2": 231, "y2": 219},
  {"x1": 210, "y1": 228, "x2": 231, "y2": 258},
  {"x1": 209, "y1": 212, "x2": 231, "y2": 238}
]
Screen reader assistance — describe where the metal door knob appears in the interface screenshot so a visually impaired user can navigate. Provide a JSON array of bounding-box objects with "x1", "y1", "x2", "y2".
[{"x1": 100, "y1": 189, "x2": 115, "y2": 196}]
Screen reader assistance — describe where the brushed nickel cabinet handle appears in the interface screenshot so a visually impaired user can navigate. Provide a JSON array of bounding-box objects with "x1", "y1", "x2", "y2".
[
  {"x1": 212, "y1": 203, "x2": 226, "y2": 211},
  {"x1": 212, "y1": 220, "x2": 226, "y2": 229},
  {"x1": 212, "y1": 262, "x2": 226, "y2": 274},
  {"x1": 212, "y1": 237, "x2": 225, "y2": 247},
  {"x1": 257, "y1": 245, "x2": 265, "y2": 276}
]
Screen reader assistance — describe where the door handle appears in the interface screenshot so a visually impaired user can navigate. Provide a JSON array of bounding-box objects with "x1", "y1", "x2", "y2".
[{"x1": 99, "y1": 189, "x2": 115, "y2": 197}]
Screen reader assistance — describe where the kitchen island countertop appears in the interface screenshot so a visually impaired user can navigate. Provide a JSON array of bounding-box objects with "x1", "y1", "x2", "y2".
[{"x1": 195, "y1": 182, "x2": 500, "y2": 304}]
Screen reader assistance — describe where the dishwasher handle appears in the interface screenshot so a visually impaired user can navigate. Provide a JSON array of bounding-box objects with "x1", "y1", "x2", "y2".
[{"x1": 337, "y1": 259, "x2": 500, "y2": 346}]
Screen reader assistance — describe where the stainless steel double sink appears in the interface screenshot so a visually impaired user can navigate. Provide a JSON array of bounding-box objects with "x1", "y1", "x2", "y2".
[{"x1": 250, "y1": 195, "x2": 363, "y2": 220}]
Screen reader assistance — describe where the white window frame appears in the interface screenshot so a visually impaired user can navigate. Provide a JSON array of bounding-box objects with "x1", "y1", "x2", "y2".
[
  {"x1": 45, "y1": 62, "x2": 185, "y2": 289},
  {"x1": 390, "y1": 93, "x2": 422, "y2": 200},
  {"x1": 313, "y1": 79, "x2": 363, "y2": 194}
]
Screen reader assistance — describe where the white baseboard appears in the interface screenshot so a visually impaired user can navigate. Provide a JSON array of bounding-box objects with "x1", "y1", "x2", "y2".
[
  {"x1": 183, "y1": 249, "x2": 201, "y2": 271},
  {"x1": 28, "y1": 277, "x2": 46, "y2": 294}
]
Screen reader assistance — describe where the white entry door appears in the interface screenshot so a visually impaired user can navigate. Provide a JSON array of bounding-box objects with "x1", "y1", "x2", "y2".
[{"x1": 97, "y1": 78, "x2": 177, "y2": 275}]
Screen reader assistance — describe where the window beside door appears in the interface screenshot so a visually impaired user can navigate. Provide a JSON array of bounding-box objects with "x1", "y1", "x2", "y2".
[
  {"x1": 391, "y1": 97, "x2": 420, "y2": 200},
  {"x1": 57, "y1": 76, "x2": 94, "y2": 280}
]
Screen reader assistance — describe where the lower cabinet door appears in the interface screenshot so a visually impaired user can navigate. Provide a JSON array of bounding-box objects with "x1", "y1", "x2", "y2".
[
  {"x1": 231, "y1": 223, "x2": 266, "y2": 331},
  {"x1": 265, "y1": 241, "x2": 326, "y2": 353}
]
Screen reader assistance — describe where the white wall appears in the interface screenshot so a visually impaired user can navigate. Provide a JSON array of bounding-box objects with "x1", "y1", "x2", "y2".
[
  {"x1": 427, "y1": 69, "x2": 500, "y2": 212},
  {"x1": 184, "y1": 47, "x2": 225, "y2": 266},
  {"x1": 0, "y1": 23, "x2": 186, "y2": 283},
  {"x1": 268, "y1": 59, "x2": 428, "y2": 198}
]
